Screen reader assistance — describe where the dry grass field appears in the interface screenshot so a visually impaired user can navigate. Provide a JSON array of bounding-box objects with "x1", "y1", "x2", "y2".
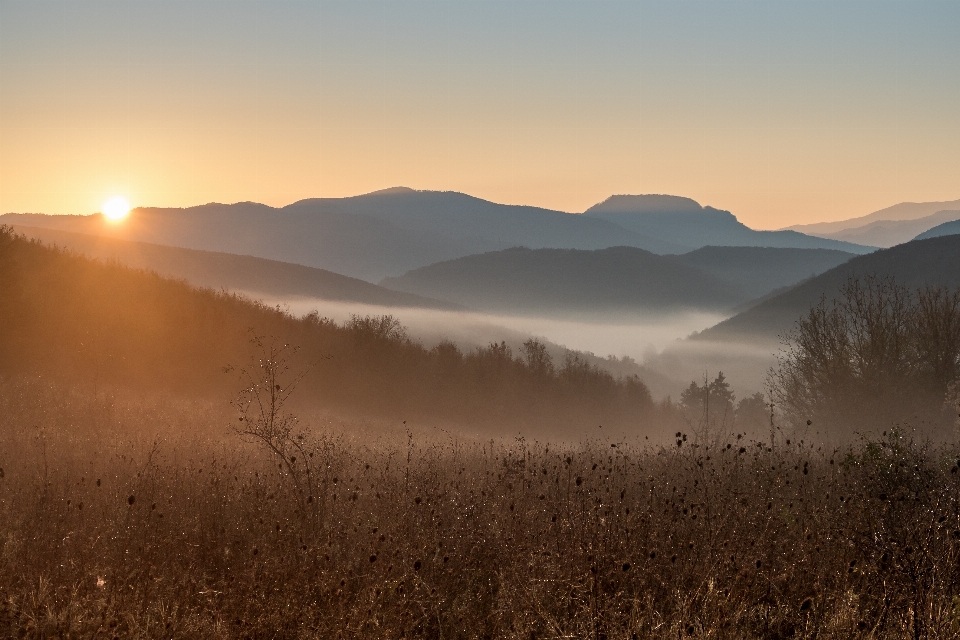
[{"x1": 2, "y1": 377, "x2": 959, "y2": 639}]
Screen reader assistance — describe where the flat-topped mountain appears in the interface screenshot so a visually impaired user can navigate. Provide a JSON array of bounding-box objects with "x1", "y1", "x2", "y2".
[
  {"x1": 285, "y1": 188, "x2": 688, "y2": 255},
  {"x1": 0, "y1": 188, "x2": 873, "y2": 281},
  {"x1": 584, "y1": 195, "x2": 871, "y2": 252}
]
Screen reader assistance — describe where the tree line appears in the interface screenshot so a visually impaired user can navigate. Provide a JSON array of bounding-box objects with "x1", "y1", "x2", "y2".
[{"x1": 0, "y1": 226, "x2": 659, "y2": 439}]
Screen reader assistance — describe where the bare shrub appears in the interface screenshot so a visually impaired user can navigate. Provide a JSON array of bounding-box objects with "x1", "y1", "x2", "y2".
[
  {"x1": 770, "y1": 276, "x2": 960, "y2": 439},
  {"x1": 232, "y1": 333, "x2": 312, "y2": 504}
]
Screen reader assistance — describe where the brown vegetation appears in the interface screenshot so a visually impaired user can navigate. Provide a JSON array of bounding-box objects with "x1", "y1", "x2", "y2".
[{"x1": 2, "y1": 379, "x2": 960, "y2": 638}]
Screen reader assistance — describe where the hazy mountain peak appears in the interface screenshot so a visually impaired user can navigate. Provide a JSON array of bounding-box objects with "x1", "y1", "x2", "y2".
[
  {"x1": 784, "y1": 199, "x2": 960, "y2": 237},
  {"x1": 361, "y1": 186, "x2": 419, "y2": 196},
  {"x1": 584, "y1": 194, "x2": 705, "y2": 215}
]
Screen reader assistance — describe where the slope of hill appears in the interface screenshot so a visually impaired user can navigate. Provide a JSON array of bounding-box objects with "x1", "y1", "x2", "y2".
[
  {"x1": 697, "y1": 235, "x2": 960, "y2": 343},
  {"x1": 583, "y1": 195, "x2": 874, "y2": 253},
  {"x1": 0, "y1": 226, "x2": 657, "y2": 437},
  {"x1": 801, "y1": 209, "x2": 960, "y2": 247},
  {"x1": 0, "y1": 188, "x2": 875, "y2": 281},
  {"x1": 2, "y1": 204, "x2": 472, "y2": 282},
  {"x1": 381, "y1": 246, "x2": 751, "y2": 316},
  {"x1": 674, "y1": 246, "x2": 855, "y2": 300},
  {"x1": 785, "y1": 199, "x2": 960, "y2": 237},
  {"x1": 913, "y1": 218, "x2": 960, "y2": 241},
  {"x1": 12, "y1": 225, "x2": 458, "y2": 310}
]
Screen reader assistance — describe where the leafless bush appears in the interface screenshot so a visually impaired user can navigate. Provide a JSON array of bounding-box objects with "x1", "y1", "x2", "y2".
[
  {"x1": 232, "y1": 333, "x2": 313, "y2": 505},
  {"x1": 770, "y1": 276, "x2": 960, "y2": 439}
]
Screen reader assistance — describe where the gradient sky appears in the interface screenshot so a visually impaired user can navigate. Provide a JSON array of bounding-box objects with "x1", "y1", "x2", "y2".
[{"x1": 1, "y1": 0, "x2": 957, "y2": 228}]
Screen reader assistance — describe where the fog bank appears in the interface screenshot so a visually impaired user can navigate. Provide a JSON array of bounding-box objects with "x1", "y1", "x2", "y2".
[
  {"x1": 257, "y1": 294, "x2": 725, "y2": 357},
  {"x1": 251, "y1": 293, "x2": 779, "y2": 398}
]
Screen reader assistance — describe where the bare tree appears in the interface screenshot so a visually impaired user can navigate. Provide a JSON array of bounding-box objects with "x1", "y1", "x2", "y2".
[
  {"x1": 769, "y1": 276, "x2": 960, "y2": 439},
  {"x1": 915, "y1": 286, "x2": 960, "y2": 389}
]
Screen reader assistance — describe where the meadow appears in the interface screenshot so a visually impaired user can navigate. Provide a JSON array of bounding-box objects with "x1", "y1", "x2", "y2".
[{"x1": 2, "y1": 377, "x2": 959, "y2": 639}]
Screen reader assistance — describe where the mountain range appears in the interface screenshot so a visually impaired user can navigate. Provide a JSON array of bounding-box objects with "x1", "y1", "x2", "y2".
[
  {"x1": 584, "y1": 195, "x2": 870, "y2": 251},
  {"x1": 697, "y1": 234, "x2": 960, "y2": 344},
  {"x1": 784, "y1": 199, "x2": 960, "y2": 247},
  {"x1": 0, "y1": 188, "x2": 873, "y2": 282},
  {"x1": 381, "y1": 245, "x2": 856, "y2": 317},
  {"x1": 382, "y1": 246, "x2": 744, "y2": 317},
  {"x1": 804, "y1": 209, "x2": 960, "y2": 247},
  {"x1": 11, "y1": 225, "x2": 456, "y2": 310}
]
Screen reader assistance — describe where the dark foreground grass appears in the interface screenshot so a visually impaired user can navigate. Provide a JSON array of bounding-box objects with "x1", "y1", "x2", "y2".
[{"x1": 2, "y1": 380, "x2": 960, "y2": 639}]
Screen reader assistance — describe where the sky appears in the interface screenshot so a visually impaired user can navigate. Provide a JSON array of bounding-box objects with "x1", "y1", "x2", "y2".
[{"x1": 1, "y1": 0, "x2": 957, "y2": 229}]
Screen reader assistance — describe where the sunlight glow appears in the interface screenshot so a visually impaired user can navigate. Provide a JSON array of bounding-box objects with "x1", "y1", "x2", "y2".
[{"x1": 102, "y1": 196, "x2": 131, "y2": 221}]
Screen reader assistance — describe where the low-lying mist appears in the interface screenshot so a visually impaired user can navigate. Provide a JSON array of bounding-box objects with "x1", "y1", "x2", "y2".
[
  {"x1": 265, "y1": 294, "x2": 727, "y2": 357},
  {"x1": 255, "y1": 293, "x2": 774, "y2": 398}
]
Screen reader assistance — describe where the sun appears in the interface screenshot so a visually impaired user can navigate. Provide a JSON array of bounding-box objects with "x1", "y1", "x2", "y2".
[{"x1": 102, "y1": 196, "x2": 131, "y2": 221}]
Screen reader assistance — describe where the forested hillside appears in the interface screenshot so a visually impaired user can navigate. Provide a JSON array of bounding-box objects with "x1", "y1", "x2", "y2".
[{"x1": 0, "y1": 226, "x2": 656, "y2": 438}]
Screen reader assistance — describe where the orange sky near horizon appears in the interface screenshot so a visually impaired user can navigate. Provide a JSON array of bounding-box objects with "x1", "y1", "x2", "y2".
[{"x1": 1, "y1": 1, "x2": 957, "y2": 229}]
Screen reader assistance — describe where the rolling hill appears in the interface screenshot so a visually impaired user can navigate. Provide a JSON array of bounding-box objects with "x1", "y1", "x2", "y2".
[
  {"x1": 381, "y1": 245, "x2": 856, "y2": 317},
  {"x1": 583, "y1": 195, "x2": 874, "y2": 252},
  {"x1": 10, "y1": 225, "x2": 458, "y2": 310},
  {"x1": 1, "y1": 188, "x2": 873, "y2": 281},
  {"x1": 382, "y1": 246, "x2": 745, "y2": 316},
  {"x1": 696, "y1": 235, "x2": 960, "y2": 343},
  {"x1": 914, "y1": 218, "x2": 960, "y2": 241}
]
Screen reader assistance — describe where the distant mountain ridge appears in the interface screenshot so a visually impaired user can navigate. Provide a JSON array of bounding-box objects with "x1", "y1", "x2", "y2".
[
  {"x1": 381, "y1": 246, "x2": 746, "y2": 317},
  {"x1": 674, "y1": 246, "x2": 855, "y2": 300},
  {"x1": 381, "y1": 245, "x2": 856, "y2": 317},
  {"x1": 12, "y1": 225, "x2": 457, "y2": 310},
  {"x1": 697, "y1": 235, "x2": 960, "y2": 344},
  {"x1": 785, "y1": 199, "x2": 960, "y2": 239},
  {"x1": 811, "y1": 209, "x2": 960, "y2": 248},
  {"x1": 3, "y1": 204, "x2": 474, "y2": 282},
  {"x1": 0, "y1": 188, "x2": 874, "y2": 281},
  {"x1": 584, "y1": 195, "x2": 871, "y2": 251},
  {"x1": 285, "y1": 188, "x2": 689, "y2": 255}
]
